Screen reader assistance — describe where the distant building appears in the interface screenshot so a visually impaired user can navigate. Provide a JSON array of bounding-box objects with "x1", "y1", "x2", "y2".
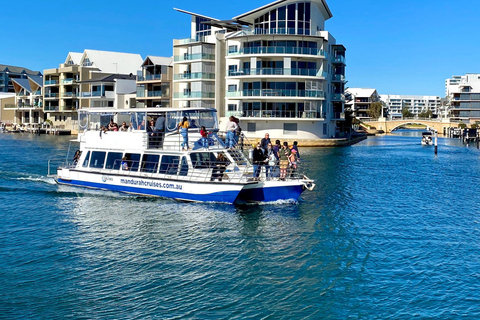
[
  {"x1": 6, "y1": 75, "x2": 44, "y2": 125},
  {"x1": 0, "y1": 93, "x2": 15, "y2": 125},
  {"x1": 345, "y1": 88, "x2": 381, "y2": 119},
  {"x1": 446, "y1": 74, "x2": 480, "y2": 123},
  {"x1": 43, "y1": 49, "x2": 143, "y2": 131},
  {"x1": 380, "y1": 94, "x2": 441, "y2": 119},
  {"x1": 136, "y1": 56, "x2": 173, "y2": 108},
  {"x1": 0, "y1": 64, "x2": 41, "y2": 93},
  {"x1": 173, "y1": 0, "x2": 348, "y2": 142}
]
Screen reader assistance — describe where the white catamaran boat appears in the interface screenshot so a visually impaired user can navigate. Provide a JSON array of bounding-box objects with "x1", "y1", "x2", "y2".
[{"x1": 49, "y1": 107, "x2": 315, "y2": 204}]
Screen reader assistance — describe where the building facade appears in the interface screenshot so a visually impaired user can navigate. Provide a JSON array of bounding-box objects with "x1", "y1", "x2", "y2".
[
  {"x1": 173, "y1": 0, "x2": 347, "y2": 143},
  {"x1": 381, "y1": 94, "x2": 441, "y2": 119},
  {"x1": 6, "y1": 75, "x2": 44, "y2": 125},
  {"x1": 345, "y1": 88, "x2": 381, "y2": 119},
  {"x1": 136, "y1": 56, "x2": 173, "y2": 108},
  {"x1": 447, "y1": 74, "x2": 480, "y2": 122},
  {"x1": 0, "y1": 64, "x2": 41, "y2": 93}
]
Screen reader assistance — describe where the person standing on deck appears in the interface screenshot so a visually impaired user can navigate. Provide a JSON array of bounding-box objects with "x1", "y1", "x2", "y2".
[{"x1": 225, "y1": 116, "x2": 238, "y2": 149}]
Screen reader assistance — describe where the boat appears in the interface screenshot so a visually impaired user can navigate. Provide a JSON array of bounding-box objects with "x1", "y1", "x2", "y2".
[
  {"x1": 49, "y1": 107, "x2": 315, "y2": 204},
  {"x1": 421, "y1": 131, "x2": 433, "y2": 145}
]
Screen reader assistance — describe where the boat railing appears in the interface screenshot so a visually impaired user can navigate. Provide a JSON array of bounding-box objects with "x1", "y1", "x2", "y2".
[{"x1": 47, "y1": 159, "x2": 76, "y2": 177}]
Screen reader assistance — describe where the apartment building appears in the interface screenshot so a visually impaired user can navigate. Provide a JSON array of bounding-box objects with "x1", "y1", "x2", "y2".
[
  {"x1": 43, "y1": 50, "x2": 143, "y2": 130},
  {"x1": 0, "y1": 64, "x2": 41, "y2": 93},
  {"x1": 447, "y1": 74, "x2": 480, "y2": 122},
  {"x1": 7, "y1": 75, "x2": 44, "y2": 125},
  {"x1": 345, "y1": 88, "x2": 381, "y2": 119},
  {"x1": 173, "y1": 0, "x2": 347, "y2": 143},
  {"x1": 136, "y1": 56, "x2": 173, "y2": 108},
  {"x1": 381, "y1": 94, "x2": 441, "y2": 119}
]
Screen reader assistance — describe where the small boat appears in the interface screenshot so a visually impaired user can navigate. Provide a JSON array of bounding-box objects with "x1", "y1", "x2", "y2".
[
  {"x1": 421, "y1": 131, "x2": 433, "y2": 145},
  {"x1": 49, "y1": 107, "x2": 315, "y2": 204}
]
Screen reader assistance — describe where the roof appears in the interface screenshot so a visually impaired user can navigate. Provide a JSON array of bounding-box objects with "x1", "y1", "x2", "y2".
[
  {"x1": 11, "y1": 78, "x2": 31, "y2": 92},
  {"x1": 65, "y1": 52, "x2": 83, "y2": 65},
  {"x1": 80, "y1": 49, "x2": 143, "y2": 74},
  {"x1": 79, "y1": 73, "x2": 137, "y2": 84},
  {"x1": 142, "y1": 56, "x2": 173, "y2": 67},
  {"x1": 0, "y1": 64, "x2": 40, "y2": 75},
  {"x1": 173, "y1": 8, "x2": 220, "y2": 22},
  {"x1": 346, "y1": 88, "x2": 377, "y2": 98},
  {"x1": 233, "y1": 0, "x2": 333, "y2": 21},
  {"x1": 28, "y1": 75, "x2": 43, "y2": 87}
]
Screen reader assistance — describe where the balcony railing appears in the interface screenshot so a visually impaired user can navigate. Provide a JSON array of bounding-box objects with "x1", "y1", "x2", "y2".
[
  {"x1": 44, "y1": 106, "x2": 59, "y2": 111},
  {"x1": 228, "y1": 68, "x2": 327, "y2": 78},
  {"x1": 226, "y1": 89, "x2": 326, "y2": 98},
  {"x1": 33, "y1": 90, "x2": 42, "y2": 96},
  {"x1": 174, "y1": 53, "x2": 215, "y2": 62},
  {"x1": 332, "y1": 93, "x2": 345, "y2": 101},
  {"x1": 241, "y1": 110, "x2": 322, "y2": 118},
  {"x1": 62, "y1": 92, "x2": 78, "y2": 98},
  {"x1": 332, "y1": 74, "x2": 346, "y2": 82},
  {"x1": 175, "y1": 36, "x2": 207, "y2": 45},
  {"x1": 45, "y1": 93, "x2": 59, "y2": 98},
  {"x1": 80, "y1": 91, "x2": 103, "y2": 98},
  {"x1": 235, "y1": 28, "x2": 315, "y2": 37},
  {"x1": 228, "y1": 46, "x2": 326, "y2": 57},
  {"x1": 61, "y1": 79, "x2": 74, "y2": 84},
  {"x1": 174, "y1": 72, "x2": 216, "y2": 80},
  {"x1": 137, "y1": 74, "x2": 162, "y2": 81},
  {"x1": 173, "y1": 92, "x2": 215, "y2": 99},
  {"x1": 333, "y1": 56, "x2": 346, "y2": 64},
  {"x1": 45, "y1": 80, "x2": 59, "y2": 85},
  {"x1": 147, "y1": 91, "x2": 164, "y2": 97}
]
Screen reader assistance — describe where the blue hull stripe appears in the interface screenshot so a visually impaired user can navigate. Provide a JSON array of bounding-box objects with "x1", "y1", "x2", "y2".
[
  {"x1": 237, "y1": 184, "x2": 304, "y2": 202},
  {"x1": 57, "y1": 179, "x2": 240, "y2": 203}
]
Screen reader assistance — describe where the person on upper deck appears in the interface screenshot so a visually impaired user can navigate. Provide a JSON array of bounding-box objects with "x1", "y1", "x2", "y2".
[
  {"x1": 260, "y1": 133, "x2": 271, "y2": 152},
  {"x1": 279, "y1": 141, "x2": 291, "y2": 180},
  {"x1": 177, "y1": 116, "x2": 190, "y2": 151},
  {"x1": 200, "y1": 126, "x2": 209, "y2": 150},
  {"x1": 225, "y1": 116, "x2": 238, "y2": 149},
  {"x1": 120, "y1": 122, "x2": 128, "y2": 131},
  {"x1": 252, "y1": 142, "x2": 266, "y2": 180}
]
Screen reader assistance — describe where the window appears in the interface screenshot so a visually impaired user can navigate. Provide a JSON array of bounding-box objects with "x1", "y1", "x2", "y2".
[
  {"x1": 89, "y1": 151, "x2": 106, "y2": 168},
  {"x1": 82, "y1": 151, "x2": 90, "y2": 167},
  {"x1": 228, "y1": 104, "x2": 237, "y2": 111},
  {"x1": 247, "y1": 122, "x2": 256, "y2": 132},
  {"x1": 228, "y1": 84, "x2": 237, "y2": 92},
  {"x1": 323, "y1": 123, "x2": 327, "y2": 135},
  {"x1": 190, "y1": 152, "x2": 216, "y2": 169},
  {"x1": 105, "y1": 152, "x2": 123, "y2": 170},
  {"x1": 228, "y1": 45, "x2": 238, "y2": 53},
  {"x1": 125, "y1": 153, "x2": 141, "y2": 171},
  {"x1": 159, "y1": 155, "x2": 180, "y2": 175},
  {"x1": 141, "y1": 154, "x2": 160, "y2": 173},
  {"x1": 179, "y1": 156, "x2": 189, "y2": 176},
  {"x1": 283, "y1": 123, "x2": 297, "y2": 134}
]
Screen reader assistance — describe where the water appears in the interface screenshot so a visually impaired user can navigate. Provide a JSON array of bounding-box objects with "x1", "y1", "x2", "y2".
[{"x1": 1, "y1": 131, "x2": 480, "y2": 319}]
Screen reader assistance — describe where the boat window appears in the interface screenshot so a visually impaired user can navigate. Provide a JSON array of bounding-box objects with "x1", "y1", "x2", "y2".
[
  {"x1": 190, "y1": 152, "x2": 217, "y2": 169},
  {"x1": 82, "y1": 151, "x2": 90, "y2": 167},
  {"x1": 125, "y1": 153, "x2": 141, "y2": 172},
  {"x1": 105, "y1": 152, "x2": 123, "y2": 170},
  {"x1": 179, "y1": 156, "x2": 188, "y2": 176},
  {"x1": 141, "y1": 154, "x2": 159, "y2": 173},
  {"x1": 159, "y1": 155, "x2": 180, "y2": 175},
  {"x1": 89, "y1": 151, "x2": 106, "y2": 169}
]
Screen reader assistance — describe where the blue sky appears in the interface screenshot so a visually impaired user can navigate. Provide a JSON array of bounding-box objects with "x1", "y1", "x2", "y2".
[{"x1": 1, "y1": 0, "x2": 478, "y2": 97}]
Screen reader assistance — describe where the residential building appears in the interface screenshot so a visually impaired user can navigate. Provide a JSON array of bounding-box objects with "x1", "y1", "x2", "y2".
[
  {"x1": 381, "y1": 94, "x2": 441, "y2": 119},
  {"x1": 345, "y1": 88, "x2": 381, "y2": 119},
  {"x1": 136, "y1": 56, "x2": 173, "y2": 108},
  {"x1": 447, "y1": 73, "x2": 480, "y2": 122},
  {"x1": 6, "y1": 75, "x2": 44, "y2": 125},
  {"x1": 43, "y1": 50, "x2": 143, "y2": 131},
  {"x1": 173, "y1": 0, "x2": 347, "y2": 143},
  {"x1": 0, "y1": 64, "x2": 41, "y2": 93},
  {"x1": 445, "y1": 75, "x2": 462, "y2": 98},
  {"x1": 0, "y1": 93, "x2": 15, "y2": 126}
]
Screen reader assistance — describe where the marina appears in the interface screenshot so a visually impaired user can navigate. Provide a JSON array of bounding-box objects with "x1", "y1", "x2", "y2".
[{"x1": 1, "y1": 131, "x2": 480, "y2": 318}]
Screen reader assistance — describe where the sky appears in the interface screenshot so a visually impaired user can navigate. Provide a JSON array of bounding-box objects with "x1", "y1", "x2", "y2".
[{"x1": 1, "y1": 0, "x2": 479, "y2": 97}]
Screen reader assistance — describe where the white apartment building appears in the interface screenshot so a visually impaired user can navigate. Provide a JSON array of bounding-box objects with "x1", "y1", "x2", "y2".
[
  {"x1": 380, "y1": 94, "x2": 441, "y2": 119},
  {"x1": 447, "y1": 73, "x2": 480, "y2": 122},
  {"x1": 173, "y1": 0, "x2": 347, "y2": 143}
]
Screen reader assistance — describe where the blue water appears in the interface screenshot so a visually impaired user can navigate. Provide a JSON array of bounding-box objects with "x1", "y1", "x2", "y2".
[{"x1": 1, "y1": 132, "x2": 480, "y2": 319}]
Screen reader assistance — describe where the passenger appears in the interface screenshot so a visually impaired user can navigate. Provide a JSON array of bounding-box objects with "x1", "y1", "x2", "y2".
[
  {"x1": 107, "y1": 119, "x2": 116, "y2": 131},
  {"x1": 273, "y1": 140, "x2": 281, "y2": 161},
  {"x1": 211, "y1": 153, "x2": 230, "y2": 181},
  {"x1": 190, "y1": 119, "x2": 198, "y2": 128},
  {"x1": 73, "y1": 150, "x2": 81, "y2": 164},
  {"x1": 252, "y1": 142, "x2": 266, "y2": 180},
  {"x1": 233, "y1": 117, "x2": 242, "y2": 144},
  {"x1": 112, "y1": 123, "x2": 119, "y2": 131},
  {"x1": 121, "y1": 156, "x2": 129, "y2": 170},
  {"x1": 200, "y1": 126, "x2": 209, "y2": 150},
  {"x1": 291, "y1": 141, "x2": 300, "y2": 159},
  {"x1": 120, "y1": 122, "x2": 128, "y2": 131},
  {"x1": 147, "y1": 120, "x2": 157, "y2": 135},
  {"x1": 225, "y1": 116, "x2": 238, "y2": 149},
  {"x1": 138, "y1": 120, "x2": 146, "y2": 130},
  {"x1": 177, "y1": 116, "x2": 190, "y2": 150},
  {"x1": 155, "y1": 115, "x2": 165, "y2": 132},
  {"x1": 260, "y1": 133, "x2": 271, "y2": 152},
  {"x1": 279, "y1": 141, "x2": 291, "y2": 180},
  {"x1": 265, "y1": 143, "x2": 276, "y2": 180},
  {"x1": 289, "y1": 149, "x2": 298, "y2": 177}
]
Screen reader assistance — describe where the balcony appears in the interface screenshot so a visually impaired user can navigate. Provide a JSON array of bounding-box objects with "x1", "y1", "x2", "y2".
[
  {"x1": 137, "y1": 74, "x2": 163, "y2": 82},
  {"x1": 33, "y1": 90, "x2": 42, "y2": 96},
  {"x1": 174, "y1": 53, "x2": 215, "y2": 62},
  {"x1": 80, "y1": 91, "x2": 113, "y2": 98},
  {"x1": 228, "y1": 68, "x2": 327, "y2": 78},
  {"x1": 226, "y1": 89, "x2": 326, "y2": 98},
  {"x1": 173, "y1": 92, "x2": 215, "y2": 99},
  {"x1": 44, "y1": 106, "x2": 59, "y2": 111},
  {"x1": 332, "y1": 74, "x2": 346, "y2": 82},
  {"x1": 234, "y1": 27, "x2": 316, "y2": 37},
  {"x1": 45, "y1": 80, "x2": 59, "y2": 85},
  {"x1": 332, "y1": 94, "x2": 345, "y2": 101},
  {"x1": 62, "y1": 92, "x2": 78, "y2": 98},
  {"x1": 45, "y1": 93, "x2": 59, "y2": 98},
  {"x1": 174, "y1": 72, "x2": 216, "y2": 80},
  {"x1": 174, "y1": 36, "x2": 207, "y2": 45},
  {"x1": 332, "y1": 56, "x2": 346, "y2": 64},
  {"x1": 61, "y1": 78, "x2": 74, "y2": 84},
  {"x1": 241, "y1": 110, "x2": 322, "y2": 119},
  {"x1": 147, "y1": 91, "x2": 165, "y2": 97},
  {"x1": 228, "y1": 46, "x2": 326, "y2": 57}
]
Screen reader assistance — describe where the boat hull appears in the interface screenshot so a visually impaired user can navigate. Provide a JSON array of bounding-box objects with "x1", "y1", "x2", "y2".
[{"x1": 236, "y1": 181, "x2": 306, "y2": 203}]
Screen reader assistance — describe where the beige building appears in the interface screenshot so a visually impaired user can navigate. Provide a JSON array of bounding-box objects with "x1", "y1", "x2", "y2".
[
  {"x1": 136, "y1": 56, "x2": 173, "y2": 108},
  {"x1": 43, "y1": 50, "x2": 143, "y2": 131},
  {"x1": 7, "y1": 75, "x2": 44, "y2": 125},
  {"x1": 0, "y1": 93, "x2": 15, "y2": 126}
]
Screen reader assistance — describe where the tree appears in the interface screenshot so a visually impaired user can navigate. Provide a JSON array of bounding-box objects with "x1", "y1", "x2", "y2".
[
  {"x1": 367, "y1": 102, "x2": 383, "y2": 119},
  {"x1": 418, "y1": 109, "x2": 433, "y2": 118},
  {"x1": 402, "y1": 107, "x2": 413, "y2": 118}
]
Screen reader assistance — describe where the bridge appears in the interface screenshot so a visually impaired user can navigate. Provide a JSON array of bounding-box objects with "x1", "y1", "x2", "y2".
[{"x1": 361, "y1": 117, "x2": 460, "y2": 134}]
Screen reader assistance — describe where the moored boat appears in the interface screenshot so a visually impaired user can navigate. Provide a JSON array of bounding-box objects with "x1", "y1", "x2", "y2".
[
  {"x1": 49, "y1": 107, "x2": 315, "y2": 204},
  {"x1": 421, "y1": 131, "x2": 433, "y2": 145}
]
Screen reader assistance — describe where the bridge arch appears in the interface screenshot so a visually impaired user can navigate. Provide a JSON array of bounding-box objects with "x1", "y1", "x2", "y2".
[{"x1": 390, "y1": 121, "x2": 432, "y2": 132}]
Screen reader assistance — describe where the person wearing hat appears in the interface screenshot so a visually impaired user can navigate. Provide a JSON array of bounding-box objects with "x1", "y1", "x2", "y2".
[{"x1": 288, "y1": 148, "x2": 298, "y2": 177}]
